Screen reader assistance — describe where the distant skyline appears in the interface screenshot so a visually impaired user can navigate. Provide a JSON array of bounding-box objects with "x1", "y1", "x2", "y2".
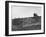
[{"x1": 11, "y1": 6, "x2": 42, "y2": 19}]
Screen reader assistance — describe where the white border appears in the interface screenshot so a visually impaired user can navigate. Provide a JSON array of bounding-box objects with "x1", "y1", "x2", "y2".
[{"x1": 9, "y1": 3, "x2": 44, "y2": 35}]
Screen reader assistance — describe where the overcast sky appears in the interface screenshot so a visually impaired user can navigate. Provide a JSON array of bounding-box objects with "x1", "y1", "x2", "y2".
[{"x1": 11, "y1": 6, "x2": 42, "y2": 19}]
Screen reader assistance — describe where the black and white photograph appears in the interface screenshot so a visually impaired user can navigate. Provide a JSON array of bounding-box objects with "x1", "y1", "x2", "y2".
[
  {"x1": 5, "y1": 1, "x2": 45, "y2": 36},
  {"x1": 12, "y1": 4, "x2": 41, "y2": 31}
]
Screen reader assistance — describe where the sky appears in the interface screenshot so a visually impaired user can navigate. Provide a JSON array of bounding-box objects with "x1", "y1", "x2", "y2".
[{"x1": 11, "y1": 5, "x2": 42, "y2": 19}]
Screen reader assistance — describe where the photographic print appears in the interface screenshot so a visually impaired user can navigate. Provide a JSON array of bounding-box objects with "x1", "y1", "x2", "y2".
[{"x1": 5, "y1": 1, "x2": 45, "y2": 36}]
